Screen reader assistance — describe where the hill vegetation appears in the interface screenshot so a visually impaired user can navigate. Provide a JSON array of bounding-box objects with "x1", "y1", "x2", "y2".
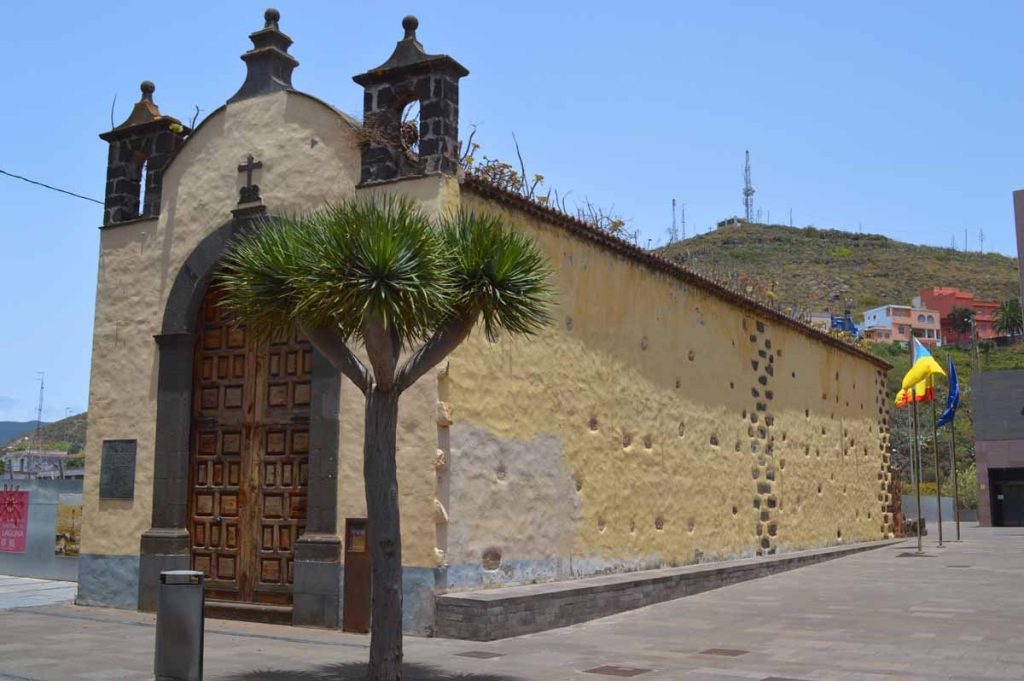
[
  {"x1": 659, "y1": 222, "x2": 1018, "y2": 317},
  {"x1": 1, "y1": 412, "x2": 87, "y2": 453}
]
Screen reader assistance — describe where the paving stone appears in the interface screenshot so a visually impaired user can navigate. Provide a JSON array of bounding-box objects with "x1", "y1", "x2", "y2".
[{"x1": 1, "y1": 523, "x2": 1022, "y2": 680}]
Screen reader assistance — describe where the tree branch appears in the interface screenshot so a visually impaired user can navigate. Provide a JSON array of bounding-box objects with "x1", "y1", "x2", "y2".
[
  {"x1": 362, "y1": 315, "x2": 400, "y2": 392},
  {"x1": 395, "y1": 314, "x2": 477, "y2": 394},
  {"x1": 301, "y1": 324, "x2": 371, "y2": 395}
]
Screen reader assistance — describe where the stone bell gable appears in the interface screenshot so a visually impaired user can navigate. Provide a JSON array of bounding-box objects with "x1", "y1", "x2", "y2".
[
  {"x1": 353, "y1": 16, "x2": 468, "y2": 184},
  {"x1": 98, "y1": 82, "x2": 190, "y2": 226}
]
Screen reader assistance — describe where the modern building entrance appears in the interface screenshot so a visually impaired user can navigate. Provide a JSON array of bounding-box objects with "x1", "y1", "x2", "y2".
[
  {"x1": 188, "y1": 289, "x2": 313, "y2": 621},
  {"x1": 989, "y1": 468, "x2": 1024, "y2": 527}
]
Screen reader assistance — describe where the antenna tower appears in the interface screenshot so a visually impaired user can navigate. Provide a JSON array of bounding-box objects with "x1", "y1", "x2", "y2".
[
  {"x1": 33, "y1": 372, "x2": 45, "y2": 454},
  {"x1": 743, "y1": 150, "x2": 755, "y2": 222},
  {"x1": 979, "y1": 228, "x2": 985, "y2": 254},
  {"x1": 681, "y1": 203, "x2": 686, "y2": 240},
  {"x1": 668, "y1": 198, "x2": 678, "y2": 244}
]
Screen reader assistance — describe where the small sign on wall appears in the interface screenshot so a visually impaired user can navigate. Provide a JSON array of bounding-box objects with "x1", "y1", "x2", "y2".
[
  {"x1": 0, "y1": 486, "x2": 29, "y2": 554},
  {"x1": 347, "y1": 524, "x2": 367, "y2": 553},
  {"x1": 100, "y1": 440, "x2": 137, "y2": 500}
]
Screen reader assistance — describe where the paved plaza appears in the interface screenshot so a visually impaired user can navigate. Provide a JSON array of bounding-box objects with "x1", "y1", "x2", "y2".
[
  {"x1": 0, "y1": 575, "x2": 76, "y2": 611},
  {"x1": 1, "y1": 523, "x2": 1022, "y2": 680}
]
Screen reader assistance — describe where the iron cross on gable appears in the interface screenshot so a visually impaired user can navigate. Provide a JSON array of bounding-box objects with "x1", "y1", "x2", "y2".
[{"x1": 237, "y1": 154, "x2": 263, "y2": 204}]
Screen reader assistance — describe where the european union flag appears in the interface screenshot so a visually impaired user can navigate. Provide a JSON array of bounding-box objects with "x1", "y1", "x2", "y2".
[{"x1": 937, "y1": 355, "x2": 959, "y2": 428}]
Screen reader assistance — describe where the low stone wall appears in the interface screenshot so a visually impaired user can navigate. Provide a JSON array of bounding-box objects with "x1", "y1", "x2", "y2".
[{"x1": 435, "y1": 539, "x2": 899, "y2": 640}]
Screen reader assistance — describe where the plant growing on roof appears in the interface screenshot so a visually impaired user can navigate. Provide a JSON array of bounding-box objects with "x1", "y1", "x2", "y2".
[{"x1": 216, "y1": 196, "x2": 552, "y2": 681}]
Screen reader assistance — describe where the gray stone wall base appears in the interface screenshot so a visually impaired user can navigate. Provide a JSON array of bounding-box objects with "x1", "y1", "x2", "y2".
[
  {"x1": 77, "y1": 554, "x2": 140, "y2": 610},
  {"x1": 293, "y1": 561, "x2": 342, "y2": 628},
  {"x1": 403, "y1": 567, "x2": 443, "y2": 636},
  {"x1": 138, "y1": 553, "x2": 191, "y2": 611},
  {"x1": 435, "y1": 539, "x2": 901, "y2": 641},
  {"x1": 76, "y1": 551, "x2": 438, "y2": 635}
]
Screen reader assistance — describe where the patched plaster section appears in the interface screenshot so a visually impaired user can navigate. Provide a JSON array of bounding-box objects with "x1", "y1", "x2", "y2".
[{"x1": 447, "y1": 423, "x2": 582, "y2": 578}]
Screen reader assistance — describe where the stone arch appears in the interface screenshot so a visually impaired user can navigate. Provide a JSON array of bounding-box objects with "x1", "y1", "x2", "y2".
[{"x1": 139, "y1": 212, "x2": 342, "y2": 627}]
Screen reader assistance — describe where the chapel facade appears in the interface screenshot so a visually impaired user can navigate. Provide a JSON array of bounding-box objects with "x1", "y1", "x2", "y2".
[{"x1": 79, "y1": 10, "x2": 894, "y2": 634}]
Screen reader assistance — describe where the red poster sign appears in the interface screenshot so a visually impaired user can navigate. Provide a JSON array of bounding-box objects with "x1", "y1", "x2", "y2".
[{"x1": 0, "y1": 488, "x2": 29, "y2": 553}]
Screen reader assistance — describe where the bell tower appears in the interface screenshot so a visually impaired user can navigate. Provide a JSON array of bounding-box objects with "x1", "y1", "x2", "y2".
[
  {"x1": 352, "y1": 16, "x2": 468, "y2": 185},
  {"x1": 98, "y1": 81, "x2": 189, "y2": 226}
]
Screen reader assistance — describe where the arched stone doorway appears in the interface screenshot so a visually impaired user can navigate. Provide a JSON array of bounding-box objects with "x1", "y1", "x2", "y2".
[{"x1": 139, "y1": 213, "x2": 342, "y2": 627}]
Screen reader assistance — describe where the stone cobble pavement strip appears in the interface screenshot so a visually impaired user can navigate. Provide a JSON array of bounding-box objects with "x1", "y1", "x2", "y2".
[{"x1": 1, "y1": 523, "x2": 1022, "y2": 680}]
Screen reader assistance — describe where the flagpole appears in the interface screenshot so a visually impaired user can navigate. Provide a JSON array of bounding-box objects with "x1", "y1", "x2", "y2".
[
  {"x1": 944, "y1": 350, "x2": 962, "y2": 542},
  {"x1": 931, "y1": 396, "x2": 944, "y2": 547},
  {"x1": 911, "y1": 386, "x2": 923, "y2": 553},
  {"x1": 950, "y1": 414, "x2": 961, "y2": 541}
]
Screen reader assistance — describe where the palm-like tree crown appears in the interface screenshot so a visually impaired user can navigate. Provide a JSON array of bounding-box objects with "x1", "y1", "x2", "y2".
[
  {"x1": 216, "y1": 195, "x2": 552, "y2": 363},
  {"x1": 994, "y1": 299, "x2": 1023, "y2": 336}
]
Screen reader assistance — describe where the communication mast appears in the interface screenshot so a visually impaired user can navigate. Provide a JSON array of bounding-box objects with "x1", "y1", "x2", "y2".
[
  {"x1": 668, "y1": 198, "x2": 678, "y2": 244},
  {"x1": 33, "y1": 373, "x2": 45, "y2": 454},
  {"x1": 743, "y1": 149, "x2": 755, "y2": 222}
]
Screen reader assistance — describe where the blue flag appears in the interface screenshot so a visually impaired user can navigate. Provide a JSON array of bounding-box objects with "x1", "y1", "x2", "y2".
[{"x1": 937, "y1": 355, "x2": 959, "y2": 427}]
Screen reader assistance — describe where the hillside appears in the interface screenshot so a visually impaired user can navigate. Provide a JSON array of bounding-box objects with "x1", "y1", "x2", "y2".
[
  {"x1": 658, "y1": 222, "x2": 1018, "y2": 317},
  {"x1": 0, "y1": 421, "x2": 41, "y2": 444},
  {"x1": 1, "y1": 412, "x2": 87, "y2": 452}
]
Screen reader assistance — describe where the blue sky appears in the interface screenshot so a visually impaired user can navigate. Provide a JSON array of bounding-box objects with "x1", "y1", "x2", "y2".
[{"x1": 2, "y1": 1, "x2": 1023, "y2": 422}]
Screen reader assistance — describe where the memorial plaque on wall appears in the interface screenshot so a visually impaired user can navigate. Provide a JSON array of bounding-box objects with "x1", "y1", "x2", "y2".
[{"x1": 100, "y1": 440, "x2": 137, "y2": 499}]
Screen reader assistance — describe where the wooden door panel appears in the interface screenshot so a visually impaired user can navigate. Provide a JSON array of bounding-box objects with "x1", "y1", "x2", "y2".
[
  {"x1": 252, "y1": 326, "x2": 311, "y2": 605},
  {"x1": 188, "y1": 291, "x2": 311, "y2": 609},
  {"x1": 189, "y1": 292, "x2": 251, "y2": 602}
]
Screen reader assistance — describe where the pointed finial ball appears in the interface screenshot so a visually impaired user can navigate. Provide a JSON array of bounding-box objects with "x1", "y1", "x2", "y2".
[
  {"x1": 140, "y1": 81, "x2": 155, "y2": 99},
  {"x1": 265, "y1": 8, "x2": 280, "y2": 27},
  {"x1": 402, "y1": 15, "x2": 418, "y2": 35}
]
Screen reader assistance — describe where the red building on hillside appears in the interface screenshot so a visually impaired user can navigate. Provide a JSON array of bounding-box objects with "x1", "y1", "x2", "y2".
[{"x1": 916, "y1": 287, "x2": 1000, "y2": 344}]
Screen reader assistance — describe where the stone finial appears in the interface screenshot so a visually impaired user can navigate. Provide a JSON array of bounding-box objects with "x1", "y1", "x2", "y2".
[
  {"x1": 228, "y1": 8, "x2": 299, "y2": 104},
  {"x1": 355, "y1": 15, "x2": 468, "y2": 78},
  {"x1": 402, "y1": 15, "x2": 418, "y2": 39},
  {"x1": 101, "y1": 81, "x2": 181, "y2": 137}
]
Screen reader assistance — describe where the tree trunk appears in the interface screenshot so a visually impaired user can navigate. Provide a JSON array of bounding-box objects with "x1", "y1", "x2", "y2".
[{"x1": 364, "y1": 387, "x2": 403, "y2": 681}]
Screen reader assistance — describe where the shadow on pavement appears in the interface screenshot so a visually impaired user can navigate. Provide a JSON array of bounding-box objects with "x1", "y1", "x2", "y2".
[{"x1": 221, "y1": 661, "x2": 522, "y2": 680}]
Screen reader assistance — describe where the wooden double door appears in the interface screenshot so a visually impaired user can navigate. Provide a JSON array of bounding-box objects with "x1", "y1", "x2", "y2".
[{"x1": 188, "y1": 290, "x2": 312, "y2": 609}]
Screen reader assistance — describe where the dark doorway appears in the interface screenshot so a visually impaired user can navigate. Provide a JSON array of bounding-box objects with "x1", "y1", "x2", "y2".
[
  {"x1": 990, "y1": 468, "x2": 1024, "y2": 527},
  {"x1": 343, "y1": 518, "x2": 370, "y2": 633}
]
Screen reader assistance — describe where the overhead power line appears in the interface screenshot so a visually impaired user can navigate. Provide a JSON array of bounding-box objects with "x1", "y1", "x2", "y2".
[{"x1": 0, "y1": 168, "x2": 103, "y2": 205}]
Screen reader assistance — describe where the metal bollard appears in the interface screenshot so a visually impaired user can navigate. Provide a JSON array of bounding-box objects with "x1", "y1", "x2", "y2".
[{"x1": 155, "y1": 570, "x2": 205, "y2": 681}]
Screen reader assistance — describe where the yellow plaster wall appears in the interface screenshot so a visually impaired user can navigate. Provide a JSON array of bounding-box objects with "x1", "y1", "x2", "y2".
[
  {"x1": 81, "y1": 91, "x2": 364, "y2": 555},
  {"x1": 441, "y1": 191, "x2": 891, "y2": 578}
]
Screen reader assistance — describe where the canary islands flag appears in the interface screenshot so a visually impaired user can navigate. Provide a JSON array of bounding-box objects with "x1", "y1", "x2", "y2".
[{"x1": 894, "y1": 338, "x2": 946, "y2": 408}]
